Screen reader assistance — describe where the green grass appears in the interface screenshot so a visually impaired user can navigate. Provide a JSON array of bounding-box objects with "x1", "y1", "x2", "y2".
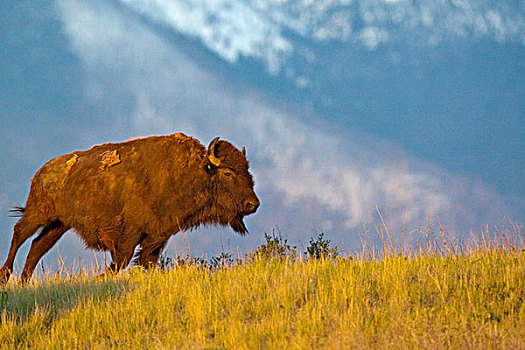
[{"x1": 1, "y1": 220, "x2": 524, "y2": 349}]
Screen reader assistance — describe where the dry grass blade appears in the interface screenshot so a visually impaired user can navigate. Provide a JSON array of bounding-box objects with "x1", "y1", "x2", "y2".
[{"x1": 369, "y1": 209, "x2": 387, "y2": 257}]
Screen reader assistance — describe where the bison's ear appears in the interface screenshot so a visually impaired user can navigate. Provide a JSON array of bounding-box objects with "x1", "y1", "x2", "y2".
[
  {"x1": 242, "y1": 145, "x2": 246, "y2": 156},
  {"x1": 208, "y1": 137, "x2": 221, "y2": 167}
]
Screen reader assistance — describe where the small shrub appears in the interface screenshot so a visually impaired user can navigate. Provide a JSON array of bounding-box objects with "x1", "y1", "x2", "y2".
[
  {"x1": 246, "y1": 229, "x2": 297, "y2": 262},
  {"x1": 166, "y1": 255, "x2": 208, "y2": 269},
  {"x1": 209, "y1": 252, "x2": 234, "y2": 269},
  {"x1": 304, "y1": 232, "x2": 338, "y2": 260},
  {"x1": 158, "y1": 253, "x2": 175, "y2": 270}
]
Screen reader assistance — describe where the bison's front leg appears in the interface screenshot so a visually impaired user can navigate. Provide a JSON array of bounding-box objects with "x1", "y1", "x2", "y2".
[
  {"x1": 136, "y1": 235, "x2": 169, "y2": 269},
  {"x1": 100, "y1": 227, "x2": 143, "y2": 275}
]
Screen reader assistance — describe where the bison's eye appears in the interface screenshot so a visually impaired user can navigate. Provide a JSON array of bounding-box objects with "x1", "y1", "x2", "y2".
[{"x1": 220, "y1": 169, "x2": 236, "y2": 179}]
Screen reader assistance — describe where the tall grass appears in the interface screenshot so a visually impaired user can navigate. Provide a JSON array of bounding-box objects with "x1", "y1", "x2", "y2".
[{"x1": 0, "y1": 216, "x2": 524, "y2": 349}]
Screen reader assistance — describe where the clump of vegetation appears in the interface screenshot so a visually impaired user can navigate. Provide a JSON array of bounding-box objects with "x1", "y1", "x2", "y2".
[
  {"x1": 304, "y1": 232, "x2": 339, "y2": 260},
  {"x1": 157, "y1": 253, "x2": 176, "y2": 270},
  {"x1": 245, "y1": 229, "x2": 297, "y2": 262},
  {"x1": 176, "y1": 255, "x2": 208, "y2": 268},
  {"x1": 208, "y1": 252, "x2": 234, "y2": 269},
  {"x1": 158, "y1": 252, "x2": 235, "y2": 271}
]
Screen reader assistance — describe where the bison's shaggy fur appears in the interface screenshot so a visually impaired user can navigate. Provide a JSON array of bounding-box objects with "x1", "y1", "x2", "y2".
[{"x1": 0, "y1": 133, "x2": 259, "y2": 284}]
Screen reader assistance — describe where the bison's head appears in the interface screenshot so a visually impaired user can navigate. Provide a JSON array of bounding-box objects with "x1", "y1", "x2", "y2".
[{"x1": 207, "y1": 137, "x2": 260, "y2": 235}]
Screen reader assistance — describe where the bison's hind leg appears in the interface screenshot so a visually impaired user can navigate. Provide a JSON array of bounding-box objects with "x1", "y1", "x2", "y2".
[
  {"x1": 0, "y1": 216, "x2": 43, "y2": 284},
  {"x1": 19, "y1": 220, "x2": 69, "y2": 285}
]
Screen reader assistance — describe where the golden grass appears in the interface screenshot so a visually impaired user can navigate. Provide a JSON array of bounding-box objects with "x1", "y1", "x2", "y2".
[{"x1": 0, "y1": 219, "x2": 524, "y2": 349}]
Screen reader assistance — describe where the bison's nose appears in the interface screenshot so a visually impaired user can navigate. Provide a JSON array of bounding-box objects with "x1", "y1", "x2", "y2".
[{"x1": 244, "y1": 199, "x2": 260, "y2": 214}]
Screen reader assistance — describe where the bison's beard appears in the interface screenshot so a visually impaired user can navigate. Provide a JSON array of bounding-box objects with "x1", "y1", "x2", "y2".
[{"x1": 230, "y1": 215, "x2": 248, "y2": 235}]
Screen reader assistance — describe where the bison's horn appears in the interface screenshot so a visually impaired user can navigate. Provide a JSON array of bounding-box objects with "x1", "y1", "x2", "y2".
[
  {"x1": 208, "y1": 137, "x2": 221, "y2": 166},
  {"x1": 242, "y1": 145, "x2": 246, "y2": 156}
]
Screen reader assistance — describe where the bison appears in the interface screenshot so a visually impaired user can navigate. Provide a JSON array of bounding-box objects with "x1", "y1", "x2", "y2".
[{"x1": 0, "y1": 133, "x2": 259, "y2": 284}]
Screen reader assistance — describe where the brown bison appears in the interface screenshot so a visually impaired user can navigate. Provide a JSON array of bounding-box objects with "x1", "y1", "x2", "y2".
[{"x1": 0, "y1": 133, "x2": 259, "y2": 284}]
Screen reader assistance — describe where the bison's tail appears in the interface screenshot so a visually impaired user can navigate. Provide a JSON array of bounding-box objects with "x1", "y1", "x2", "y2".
[{"x1": 8, "y1": 206, "x2": 25, "y2": 217}]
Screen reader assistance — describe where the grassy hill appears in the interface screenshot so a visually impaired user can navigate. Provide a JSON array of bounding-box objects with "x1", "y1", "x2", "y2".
[{"x1": 0, "y1": 223, "x2": 524, "y2": 349}]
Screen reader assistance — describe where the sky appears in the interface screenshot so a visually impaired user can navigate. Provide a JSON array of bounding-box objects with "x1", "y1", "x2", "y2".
[{"x1": 0, "y1": 0, "x2": 524, "y2": 271}]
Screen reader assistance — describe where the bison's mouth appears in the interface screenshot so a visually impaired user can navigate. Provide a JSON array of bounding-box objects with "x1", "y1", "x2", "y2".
[{"x1": 230, "y1": 215, "x2": 248, "y2": 235}]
